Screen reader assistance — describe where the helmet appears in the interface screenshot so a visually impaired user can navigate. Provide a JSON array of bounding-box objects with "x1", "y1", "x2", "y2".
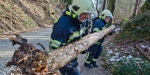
[
  {"x1": 69, "y1": 0, "x2": 95, "y2": 15},
  {"x1": 99, "y1": 9, "x2": 113, "y2": 19}
]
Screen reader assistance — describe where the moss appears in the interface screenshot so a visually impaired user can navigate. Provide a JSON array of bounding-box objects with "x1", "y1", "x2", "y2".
[
  {"x1": 140, "y1": 0, "x2": 150, "y2": 13},
  {"x1": 115, "y1": 0, "x2": 150, "y2": 43},
  {"x1": 114, "y1": 11, "x2": 150, "y2": 43},
  {"x1": 120, "y1": 18, "x2": 129, "y2": 27},
  {"x1": 112, "y1": 58, "x2": 150, "y2": 75}
]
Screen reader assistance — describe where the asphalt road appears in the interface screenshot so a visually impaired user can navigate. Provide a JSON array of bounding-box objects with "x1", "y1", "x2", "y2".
[{"x1": 0, "y1": 28, "x2": 110, "y2": 75}]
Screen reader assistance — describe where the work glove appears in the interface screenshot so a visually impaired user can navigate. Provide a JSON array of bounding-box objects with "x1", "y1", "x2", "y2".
[
  {"x1": 108, "y1": 30, "x2": 115, "y2": 36},
  {"x1": 72, "y1": 61, "x2": 78, "y2": 68},
  {"x1": 65, "y1": 65, "x2": 75, "y2": 72},
  {"x1": 81, "y1": 50, "x2": 87, "y2": 54},
  {"x1": 64, "y1": 61, "x2": 78, "y2": 72}
]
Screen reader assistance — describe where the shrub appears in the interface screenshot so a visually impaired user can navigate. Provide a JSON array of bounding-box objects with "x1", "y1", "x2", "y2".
[{"x1": 112, "y1": 58, "x2": 150, "y2": 75}]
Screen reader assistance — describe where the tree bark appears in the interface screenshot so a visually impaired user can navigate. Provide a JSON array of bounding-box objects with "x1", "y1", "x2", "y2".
[
  {"x1": 96, "y1": 0, "x2": 98, "y2": 10},
  {"x1": 136, "y1": 44, "x2": 150, "y2": 62},
  {"x1": 137, "y1": 0, "x2": 142, "y2": 14},
  {"x1": 47, "y1": 25, "x2": 115, "y2": 70},
  {"x1": 107, "y1": 0, "x2": 116, "y2": 26},
  {"x1": 132, "y1": 0, "x2": 138, "y2": 16},
  {"x1": 102, "y1": 0, "x2": 106, "y2": 11},
  {"x1": 107, "y1": 0, "x2": 116, "y2": 14}
]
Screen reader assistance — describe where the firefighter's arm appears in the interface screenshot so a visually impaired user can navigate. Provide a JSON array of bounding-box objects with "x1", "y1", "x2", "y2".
[
  {"x1": 50, "y1": 28, "x2": 67, "y2": 49},
  {"x1": 93, "y1": 21, "x2": 101, "y2": 33}
]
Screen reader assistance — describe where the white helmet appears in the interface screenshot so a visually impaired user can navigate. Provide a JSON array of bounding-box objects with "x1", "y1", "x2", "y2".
[
  {"x1": 99, "y1": 9, "x2": 113, "y2": 19},
  {"x1": 69, "y1": 0, "x2": 95, "y2": 15}
]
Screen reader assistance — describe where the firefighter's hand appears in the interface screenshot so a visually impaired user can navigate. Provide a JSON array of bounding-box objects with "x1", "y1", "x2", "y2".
[
  {"x1": 65, "y1": 65, "x2": 75, "y2": 72},
  {"x1": 109, "y1": 30, "x2": 115, "y2": 36},
  {"x1": 81, "y1": 50, "x2": 87, "y2": 54}
]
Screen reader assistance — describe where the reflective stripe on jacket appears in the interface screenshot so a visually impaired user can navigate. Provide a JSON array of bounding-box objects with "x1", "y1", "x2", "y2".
[
  {"x1": 91, "y1": 17, "x2": 107, "y2": 45},
  {"x1": 49, "y1": 10, "x2": 87, "y2": 49}
]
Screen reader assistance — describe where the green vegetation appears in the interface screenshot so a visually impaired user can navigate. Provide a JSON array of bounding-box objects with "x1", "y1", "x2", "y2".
[
  {"x1": 22, "y1": 19, "x2": 36, "y2": 28},
  {"x1": 104, "y1": 1, "x2": 150, "y2": 74},
  {"x1": 0, "y1": 0, "x2": 38, "y2": 34},
  {"x1": 114, "y1": 10, "x2": 150, "y2": 43},
  {"x1": 141, "y1": 0, "x2": 150, "y2": 13},
  {"x1": 112, "y1": 58, "x2": 150, "y2": 75},
  {"x1": 114, "y1": 0, "x2": 150, "y2": 44}
]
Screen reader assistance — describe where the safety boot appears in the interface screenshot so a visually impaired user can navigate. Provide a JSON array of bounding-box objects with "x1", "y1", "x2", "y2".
[
  {"x1": 84, "y1": 62, "x2": 93, "y2": 68},
  {"x1": 91, "y1": 61, "x2": 98, "y2": 67}
]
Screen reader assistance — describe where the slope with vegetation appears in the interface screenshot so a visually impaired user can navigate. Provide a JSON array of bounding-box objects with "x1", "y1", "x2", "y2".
[
  {"x1": 0, "y1": 0, "x2": 37, "y2": 36},
  {"x1": 101, "y1": 0, "x2": 150, "y2": 74},
  {"x1": 0, "y1": 0, "x2": 72, "y2": 37}
]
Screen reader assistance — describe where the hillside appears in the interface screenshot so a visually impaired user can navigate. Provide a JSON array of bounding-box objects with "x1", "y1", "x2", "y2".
[
  {"x1": 100, "y1": 0, "x2": 150, "y2": 74},
  {"x1": 0, "y1": 0, "x2": 65, "y2": 38}
]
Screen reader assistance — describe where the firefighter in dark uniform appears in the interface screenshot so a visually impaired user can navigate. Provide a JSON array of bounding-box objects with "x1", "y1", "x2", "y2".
[
  {"x1": 84, "y1": 9, "x2": 113, "y2": 68},
  {"x1": 49, "y1": 0, "x2": 95, "y2": 74},
  {"x1": 83, "y1": 18, "x2": 93, "y2": 35}
]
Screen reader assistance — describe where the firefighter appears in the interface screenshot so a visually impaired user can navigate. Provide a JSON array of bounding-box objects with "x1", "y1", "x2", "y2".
[
  {"x1": 84, "y1": 9, "x2": 113, "y2": 68},
  {"x1": 49, "y1": 0, "x2": 95, "y2": 75}
]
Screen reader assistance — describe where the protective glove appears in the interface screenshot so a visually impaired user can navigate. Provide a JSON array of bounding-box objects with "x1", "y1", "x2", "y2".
[
  {"x1": 64, "y1": 59, "x2": 78, "y2": 72},
  {"x1": 64, "y1": 65, "x2": 75, "y2": 72},
  {"x1": 72, "y1": 61, "x2": 78, "y2": 68},
  {"x1": 81, "y1": 50, "x2": 87, "y2": 54},
  {"x1": 108, "y1": 30, "x2": 115, "y2": 36}
]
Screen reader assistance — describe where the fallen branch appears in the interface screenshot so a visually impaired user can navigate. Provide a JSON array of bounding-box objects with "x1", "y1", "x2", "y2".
[{"x1": 136, "y1": 44, "x2": 150, "y2": 62}]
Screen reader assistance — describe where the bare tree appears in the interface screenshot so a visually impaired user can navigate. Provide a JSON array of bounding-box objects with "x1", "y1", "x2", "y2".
[
  {"x1": 132, "y1": 0, "x2": 142, "y2": 16},
  {"x1": 102, "y1": 0, "x2": 106, "y2": 11},
  {"x1": 96, "y1": 0, "x2": 98, "y2": 10},
  {"x1": 107, "y1": 0, "x2": 116, "y2": 26}
]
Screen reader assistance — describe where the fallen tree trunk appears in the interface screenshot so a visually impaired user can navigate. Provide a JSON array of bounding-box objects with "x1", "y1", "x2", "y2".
[
  {"x1": 47, "y1": 25, "x2": 115, "y2": 70},
  {"x1": 135, "y1": 44, "x2": 150, "y2": 62},
  {"x1": 7, "y1": 25, "x2": 115, "y2": 74}
]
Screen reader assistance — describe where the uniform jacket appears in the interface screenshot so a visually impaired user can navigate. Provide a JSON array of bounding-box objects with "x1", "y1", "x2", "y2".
[
  {"x1": 91, "y1": 17, "x2": 107, "y2": 45},
  {"x1": 50, "y1": 10, "x2": 87, "y2": 49}
]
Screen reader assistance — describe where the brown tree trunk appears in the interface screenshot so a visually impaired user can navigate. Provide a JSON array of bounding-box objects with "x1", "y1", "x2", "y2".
[
  {"x1": 102, "y1": 0, "x2": 106, "y2": 11},
  {"x1": 132, "y1": 0, "x2": 142, "y2": 16},
  {"x1": 107, "y1": 0, "x2": 116, "y2": 26},
  {"x1": 107, "y1": 0, "x2": 116, "y2": 14},
  {"x1": 96, "y1": 0, "x2": 98, "y2": 10},
  {"x1": 132, "y1": 0, "x2": 138, "y2": 16},
  {"x1": 137, "y1": 0, "x2": 142, "y2": 14},
  {"x1": 136, "y1": 44, "x2": 150, "y2": 62},
  {"x1": 47, "y1": 25, "x2": 115, "y2": 70}
]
